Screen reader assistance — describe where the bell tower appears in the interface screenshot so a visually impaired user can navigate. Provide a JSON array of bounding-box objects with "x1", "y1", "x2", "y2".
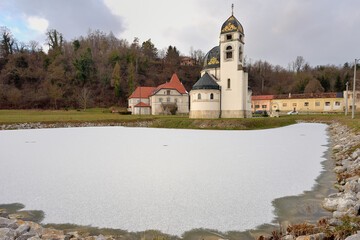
[
  {"x1": 219, "y1": 5, "x2": 245, "y2": 73},
  {"x1": 218, "y1": 5, "x2": 250, "y2": 118}
]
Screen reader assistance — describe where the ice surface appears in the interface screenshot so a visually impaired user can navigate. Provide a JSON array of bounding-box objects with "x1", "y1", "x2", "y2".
[{"x1": 0, "y1": 123, "x2": 328, "y2": 235}]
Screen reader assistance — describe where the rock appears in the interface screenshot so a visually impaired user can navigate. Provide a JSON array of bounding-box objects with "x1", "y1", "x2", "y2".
[
  {"x1": 352, "y1": 149, "x2": 360, "y2": 159},
  {"x1": 8, "y1": 214, "x2": 23, "y2": 220},
  {"x1": 0, "y1": 227, "x2": 17, "y2": 240},
  {"x1": 66, "y1": 231, "x2": 80, "y2": 238},
  {"x1": 27, "y1": 237, "x2": 41, "y2": 240},
  {"x1": 345, "y1": 232, "x2": 360, "y2": 240},
  {"x1": 16, "y1": 232, "x2": 37, "y2": 240},
  {"x1": 322, "y1": 193, "x2": 357, "y2": 212},
  {"x1": 296, "y1": 233, "x2": 326, "y2": 240},
  {"x1": 344, "y1": 180, "x2": 360, "y2": 193},
  {"x1": 16, "y1": 223, "x2": 31, "y2": 236},
  {"x1": 0, "y1": 217, "x2": 16, "y2": 228},
  {"x1": 333, "y1": 210, "x2": 347, "y2": 218},
  {"x1": 282, "y1": 235, "x2": 295, "y2": 240},
  {"x1": 334, "y1": 166, "x2": 347, "y2": 174},
  {"x1": 95, "y1": 234, "x2": 106, "y2": 240},
  {"x1": 328, "y1": 218, "x2": 343, "y2": 226},
  {"x1": 333, "y1": 145, "x2": 342, "y2": 150}
]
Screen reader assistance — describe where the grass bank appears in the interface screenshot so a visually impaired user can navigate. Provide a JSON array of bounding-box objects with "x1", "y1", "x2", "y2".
[{"x1": 0, "y1": 109, "x2": 360, "y2": 131}]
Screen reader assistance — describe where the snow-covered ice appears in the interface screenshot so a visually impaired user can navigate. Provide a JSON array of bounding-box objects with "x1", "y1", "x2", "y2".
[{"x1": 0, "y1": 123, "x2": 328, "y2": 235}]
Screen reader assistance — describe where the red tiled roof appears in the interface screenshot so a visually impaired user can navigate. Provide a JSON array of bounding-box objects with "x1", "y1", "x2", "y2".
[
  {"x1": 134, "y1": 102, "x2": 151, "y2": 107},
  {"x1": 152, "y1": 73, "x2": 187, "y2": 95},
  {"x1": 252, "y1": 95, "x2": 274, "y2": 100},
  {"x1": 273, "y1": 92, "x2": 339, "y2": 99},
  {"x1": 129, "y1": 87, "x2": 157, "y2": 99}
]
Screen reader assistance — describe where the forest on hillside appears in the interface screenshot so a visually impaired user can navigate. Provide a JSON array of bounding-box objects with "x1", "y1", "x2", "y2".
[{"x1": 0, "y1": 26, "x2": 358, "y2": 109}]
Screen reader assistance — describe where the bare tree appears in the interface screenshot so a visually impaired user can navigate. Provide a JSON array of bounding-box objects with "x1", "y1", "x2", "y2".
[
  {"x1": 292, "y1": 56, "x2": 306, "y2": 73},
  {"x1": 77, "y1": 87, "x2": 92, "y2": 111}
]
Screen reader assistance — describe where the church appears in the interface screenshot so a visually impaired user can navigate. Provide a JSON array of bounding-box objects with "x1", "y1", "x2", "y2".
[{"x1": 189, "y1": 10, "x2": 252, "y2": 118}]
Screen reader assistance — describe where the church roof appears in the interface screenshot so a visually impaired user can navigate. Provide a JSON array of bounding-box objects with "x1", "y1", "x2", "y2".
[
  {"x1": 221, "y1": 15, "x2": 244, "y2": 35},
  {"x1": 151, "y1": 73, "x2": 187, "y2": 95},
  {"x1": 192, "y1": 72, "x2": 220, "y2": 90},
  {"x1": 202, "y1": 46, "x2": 220, "y2": 70}
]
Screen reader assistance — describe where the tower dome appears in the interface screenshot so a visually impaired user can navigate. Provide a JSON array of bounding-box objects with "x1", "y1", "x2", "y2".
[
  {"x1": 221, "y1": 15, "x2": 244, "y2": 35},
  {"x1": 202, "y1": 46, "x2": 220, "y2": 70}
]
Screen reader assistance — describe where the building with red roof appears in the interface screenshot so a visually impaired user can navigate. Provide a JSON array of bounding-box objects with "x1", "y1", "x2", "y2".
[{"x1": 128, "y1": 73, "x2": 189, "y2": 115}]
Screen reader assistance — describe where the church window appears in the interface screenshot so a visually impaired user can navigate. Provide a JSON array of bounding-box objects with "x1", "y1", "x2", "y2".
[
  {"x1": 226, "y1": 34, "x2": 232, "y2": 40},
  {"x1": 225, "y1": 46, "x2": 233, "y2": 60},
  {"x1": 167, "y1": 98, "x2": 170, "y2": 103},
  {"x1": 210, "y1": 93, "x2": 214, "y2": 99},
  {"x1": 198, "y1": 93, "x2": 201, "y2": 100},
  {"x1": 159, "y1": 98, "x2": 163, "y2": 103},
  {"x1": 227, "y1": 78, "x2": 231, "y2": 89}
]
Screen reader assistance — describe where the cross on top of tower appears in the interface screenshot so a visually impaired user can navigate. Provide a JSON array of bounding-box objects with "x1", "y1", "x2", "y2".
[{"x1": 231, "y1": 3, "x2": 234, "y2": 15}]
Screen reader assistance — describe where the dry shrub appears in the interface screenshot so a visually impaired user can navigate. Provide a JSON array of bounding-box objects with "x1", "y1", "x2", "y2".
[{"x1": 287, "y1": 222, "x2": 317, "y2": 237}]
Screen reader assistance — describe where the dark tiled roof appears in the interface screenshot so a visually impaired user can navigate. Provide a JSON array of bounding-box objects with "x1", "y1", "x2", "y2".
[
  {"x1": 221, "y1": 15, "x2": 244, "y2": 34},
  {"x1": 202, "y1": 46, "x2": 220, "y2": 71},
  {"x1": 192, "y1": 72, "x2": 220, "y2": 90}
]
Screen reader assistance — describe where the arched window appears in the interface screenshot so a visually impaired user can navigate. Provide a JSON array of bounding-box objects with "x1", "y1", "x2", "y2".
[
  {"x1": 198, "y1": 93, "x2": 201, "y2": 100},
  {"x1": 227, "y1": 79, "x2": 231, "y2": 89},
  {"x1": 225, "y1": 46, "x2": 233, "y2": 59},
  {"x1": 210, "y1": 93, "x2": 214, "y2": 100}
]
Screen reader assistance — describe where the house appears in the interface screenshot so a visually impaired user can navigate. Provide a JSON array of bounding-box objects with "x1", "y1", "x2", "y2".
[
  {"x1": 251, "y1": 95, "x2": 274, "y2": 112},
  {"x1": 344, "y1": 90, "x2": 360, "y2": 111},
  {"x1": 189, "y1": 11, "x2": 252, "y2": 118},
  {"x1": 180, "y1": 57, "x2": 196, "y2": 66},
  {"x1": 250, "y1": 92, "x2": 347, "y2": 114},
  {"x1": 271, "y1": 93, "x2": 344, "y2": 113},
  {"x1": 128, "y1": 73, "x2": 189, "y2": 115},
  {"x1": 128, "y1": 87, "x2": 156, "y2": 115}
]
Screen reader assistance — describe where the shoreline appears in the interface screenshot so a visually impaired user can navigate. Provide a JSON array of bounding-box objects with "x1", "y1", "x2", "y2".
[{"x1": 1, "y1": 121, "x2": 359, "y2": 239}]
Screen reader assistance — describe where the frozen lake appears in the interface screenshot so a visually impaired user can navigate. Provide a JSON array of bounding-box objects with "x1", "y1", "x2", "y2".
[{"x1": 0, "y1": 123, "x2": 328, "y2": 235}]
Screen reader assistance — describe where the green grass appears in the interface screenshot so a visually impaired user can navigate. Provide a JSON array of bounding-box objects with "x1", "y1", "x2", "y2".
[
  {"x1": 0, "y1": 108, "x2": 184, "y2": 124},
  {"x1": 0, "y1": 109, "x2": 359, "y2": 131}
]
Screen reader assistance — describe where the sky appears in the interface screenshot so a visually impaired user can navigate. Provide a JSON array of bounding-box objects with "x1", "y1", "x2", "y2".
[{"x1": 0, "y1": 0, "x2": 359, "y2": 67}]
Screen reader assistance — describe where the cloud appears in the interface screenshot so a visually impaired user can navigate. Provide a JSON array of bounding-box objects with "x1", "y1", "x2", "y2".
[
  {"x1": 7, "y1": 0, "x2": 125, "y2": 41},
  {"x1": 1, "y1": 0, "x2": 360, "y2": 67},
  {"x1": 26, "y1": 16, "x2": 49, "y2": 34}
]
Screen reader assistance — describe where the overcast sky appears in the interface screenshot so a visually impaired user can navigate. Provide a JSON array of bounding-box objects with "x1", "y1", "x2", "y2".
[{"x1": 0, "y1": 0, "x2": 359, "y2": 67}]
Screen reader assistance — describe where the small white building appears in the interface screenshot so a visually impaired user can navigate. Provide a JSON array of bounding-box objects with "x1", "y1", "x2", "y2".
[
  {"x1": 189, "y1": 12, "x2": 252, "y2": 118},
  {"x1": 128, "y1": 73, "x2": 189, "y2": 115}
]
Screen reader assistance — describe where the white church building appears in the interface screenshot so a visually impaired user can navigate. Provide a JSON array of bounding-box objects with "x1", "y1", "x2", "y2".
[{"x1": 189, "y1": 12, "x2": 252, "y2": 118}]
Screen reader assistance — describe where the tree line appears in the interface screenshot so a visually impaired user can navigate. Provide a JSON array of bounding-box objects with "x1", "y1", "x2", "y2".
[{"x1": 0, "y1": 26, "x2": 358, "y2": 109}]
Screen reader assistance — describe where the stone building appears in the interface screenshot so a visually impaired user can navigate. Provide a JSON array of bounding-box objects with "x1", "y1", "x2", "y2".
[{"x1": 189, "y1": 12, "x2": 252, "y2": 118}]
